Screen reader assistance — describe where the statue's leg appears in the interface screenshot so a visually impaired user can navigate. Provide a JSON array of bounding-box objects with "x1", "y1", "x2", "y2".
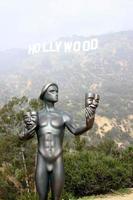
[
  {"x1": 35, "y1": 153, "x2": 49, "y2": 200},
  {"x1": 50, "y1": 156, "x2": 65, "y2": 200}
]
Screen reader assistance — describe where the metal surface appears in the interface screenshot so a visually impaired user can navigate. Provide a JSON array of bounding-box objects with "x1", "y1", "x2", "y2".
[{"x1": 19, "y1": 83, "x2": 99, "y2": 200}]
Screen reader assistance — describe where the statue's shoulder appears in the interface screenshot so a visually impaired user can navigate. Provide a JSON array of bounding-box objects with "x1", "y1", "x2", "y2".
[{"x1": 60, "y1": 111, "x2": 72, "y2": 123}]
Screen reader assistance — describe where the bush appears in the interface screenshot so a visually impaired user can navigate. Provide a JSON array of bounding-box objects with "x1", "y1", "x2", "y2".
[
  {"x1": 0, "y1": 173, "x2": 18, "y2": 200},
  {"x1": 17, "y1": 192, "x2": 38, "y2": 200},
  {"x1": 96, "y1": 139, "x2": 120, "y2": 156},
  {"x1": 64, "y1": 149, "x2": 133, "y2": 198}
]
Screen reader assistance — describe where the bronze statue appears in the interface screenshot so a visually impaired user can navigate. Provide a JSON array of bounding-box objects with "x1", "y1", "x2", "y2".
[{"x1": 19, "y1": 83, "x2": 100, "y2": 200}]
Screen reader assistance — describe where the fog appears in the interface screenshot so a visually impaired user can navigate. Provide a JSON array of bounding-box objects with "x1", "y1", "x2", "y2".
[{"x1": 0, "y1": 0, "x2": 132, "y2": 50}]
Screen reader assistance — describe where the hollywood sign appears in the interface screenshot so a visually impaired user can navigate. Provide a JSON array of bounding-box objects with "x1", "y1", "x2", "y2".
[{"x1": 28, "y1": 38, "x2": 98, "y2": 55}]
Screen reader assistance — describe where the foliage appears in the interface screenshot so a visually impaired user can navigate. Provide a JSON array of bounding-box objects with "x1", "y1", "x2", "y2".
[
  {"x1": 64, "y1": 149, "x2": 133, "y2": 197},
  {"x1": 0, "y1": 97, "x2": 133, "y2": 199},
  {"x1": 17, "y1": 192, "x2": 38, "y2": 200}
]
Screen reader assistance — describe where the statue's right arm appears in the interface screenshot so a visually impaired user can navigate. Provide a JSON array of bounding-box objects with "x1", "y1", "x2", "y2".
[{"x1": 19, "y1": 111, "x2": 38, "y2": 140}]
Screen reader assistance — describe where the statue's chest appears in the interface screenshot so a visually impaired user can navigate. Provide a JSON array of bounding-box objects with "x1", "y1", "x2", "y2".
[{"x1": 38, "y1": 112, "x2": 64, "y2": 128}]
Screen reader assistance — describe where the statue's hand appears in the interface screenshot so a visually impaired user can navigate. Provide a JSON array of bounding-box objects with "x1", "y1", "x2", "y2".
[
  {"x1": 18, "y1": 132, "x2": 25, "y2": 140},
  {"x1": 85, "y1": 93, "x2": 100, "y2": 119}
]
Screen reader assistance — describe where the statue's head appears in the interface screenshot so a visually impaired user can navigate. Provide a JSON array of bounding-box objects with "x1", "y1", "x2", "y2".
[{"x1": 39, "y1": 83, "x2": 58, "y2": 103}]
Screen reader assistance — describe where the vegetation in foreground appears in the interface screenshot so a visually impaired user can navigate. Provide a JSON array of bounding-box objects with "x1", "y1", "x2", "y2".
[{"x1": 0, "y1": 97, "x2": 132, "y2": 200}]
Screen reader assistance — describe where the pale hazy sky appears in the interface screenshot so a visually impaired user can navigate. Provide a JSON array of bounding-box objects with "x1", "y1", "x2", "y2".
[{"x1": 0, "y1": 0, "x2": 132, "y2": 50}]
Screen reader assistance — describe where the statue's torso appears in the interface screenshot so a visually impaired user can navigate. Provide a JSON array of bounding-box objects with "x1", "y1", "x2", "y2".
[{"x1": 37, "y1": 109, "x2": 65, "y2": 160}]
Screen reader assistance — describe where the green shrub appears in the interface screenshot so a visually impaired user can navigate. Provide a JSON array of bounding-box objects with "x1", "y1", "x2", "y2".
[
  {"x1": 64, "y1": 150, "x2": 132, "y2": 198},
  {"x1": 17, "y1": 192, "x2": 38, "y2": 200},
  {"x1": 96, "y1": 139, "x2": 120, "y2": 156},
  {"x1": 0, "y1": 173, "x2": 18, "y2": 200}
]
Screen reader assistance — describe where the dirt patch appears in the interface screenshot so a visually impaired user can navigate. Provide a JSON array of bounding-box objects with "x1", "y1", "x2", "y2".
[{"x1": 94, "y1": 189, "x2": 133, "y2": 200}]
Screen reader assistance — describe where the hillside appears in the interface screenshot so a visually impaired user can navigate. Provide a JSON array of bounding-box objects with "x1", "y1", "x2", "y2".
[{"x1": 0, "y1": 31, "x2": 133, "y2": 145}]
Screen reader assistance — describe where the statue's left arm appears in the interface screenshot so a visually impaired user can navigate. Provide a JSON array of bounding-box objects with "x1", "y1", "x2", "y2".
[{"x1": 64, "y1": 93, "x2": 99, "y2": 135}]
